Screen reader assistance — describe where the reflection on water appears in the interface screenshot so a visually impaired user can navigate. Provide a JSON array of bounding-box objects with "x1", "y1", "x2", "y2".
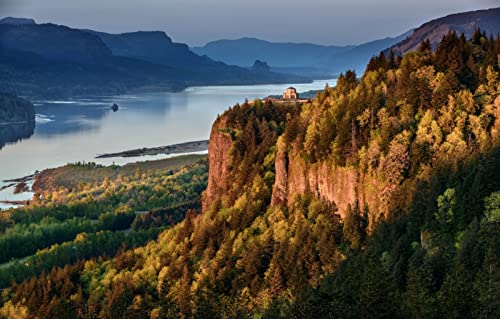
[
  {"x1": 0, "y1": 79, "x2": 336, "y2": 205},
  {"x1": 33, "y1": 93, "x2": 178, "y2": 136},
  {"x1": 0, "y1": 122, "x2": 35, "y2": 150}
]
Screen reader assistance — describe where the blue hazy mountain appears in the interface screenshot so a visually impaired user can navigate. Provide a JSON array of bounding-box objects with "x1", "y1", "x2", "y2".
[
  {"x1": 192, "y1": 32, "x2": 411, "y2": 76},
  {"x1": 88, "y1": 30, "x2": 216, "y2": 68},
  {"x1": 0, "y1": 22, "x2": 113, "y2": 63},
  {"x1": 0, "y1": 18, "x2": 307, "y2": 98},
  {"x1": 324, "y1": 31, "x2": 412, "y2": 73},
  {"x1": 0, "y1": 17, "x2": 36, "y2": 26},
  {"x1": 192, "y1": 37, "x2": 354, "y2": 68},
  {"x1": 86, "y1": 30, "x2": 295, "y2": 84},
  {"x1": 389, "y1": 7, "x2": 500, "y2": 54}
]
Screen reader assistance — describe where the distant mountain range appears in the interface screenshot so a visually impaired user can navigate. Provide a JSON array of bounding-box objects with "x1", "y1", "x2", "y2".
[
  {"x1": 192, "y1": 38, "x2": 353, "y2": 71},
  {"x1": 192, "y1": 32, "x2": 411, "y2": 77},
  {"x1": 2, "y1": 7, "x2": 500, "y2": 98},
  {"x1": 389, "y1": 7, "x2": 500, "y2": 54},
  {"x1": 0, "y1": 18, "x2": 307, "y2": 98},
  {"x1": 87, "y1": 30, "x2": 283, "y2": 80},
  {"x1": 193, "y1": 7, "x2": 500, "y2": 77}
]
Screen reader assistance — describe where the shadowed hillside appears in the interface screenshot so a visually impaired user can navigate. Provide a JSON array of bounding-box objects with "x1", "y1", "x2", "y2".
[
  {"x1": 390, "y1": 7, "x2": 500, "y2": 54},
  {"x1": 0, "y1": 19, "x2": 308, "y2": 98}
]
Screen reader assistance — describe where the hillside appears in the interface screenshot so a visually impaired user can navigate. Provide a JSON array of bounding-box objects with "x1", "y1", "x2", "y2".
[
  {"x1": 0, "y1": 23, "x2": 112, "y2": 63},
  {"x1": 0, "y1": 155, "x2": 208, "y2": 286},
  {"x1": 0, "y1": 29, "x2": 498, "y2": 318},
  {"x1": 192, "y1": 32, "x2": 410, "y2": 76},
  {"x1": 0, "y1": 22, "x2": 190, "y2": 97},
  {"x1": 0, "y1": 17, "x2": 35, "y2": 26},
  {"x1": 325, "y1": 31, "x2": 411, "y2": 73},
  {"x1": 91, "y1": 30, "x2": 226, "y2": 68},
  {"x1": 390, "y1": 7, "x2": 500, "y2": 54},
  {"x1": 0, "y1": 19, "x2": 307, "y2": 98},
  {"x1": 0, "y1": 93, "x2": 35, "y2": 149},
  {"x1": 0, "y1": 93, "x2": 34, "y2": 124},
  {"x1": 192, "y1": 37, "x2": 353, "y2": 67},
  {"x1": 89, "y1": 31, "x2": 298, "y2": 83}
]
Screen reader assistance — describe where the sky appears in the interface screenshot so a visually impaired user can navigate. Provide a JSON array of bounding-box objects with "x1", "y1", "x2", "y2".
[{"x1": 1, "y1": 0, "x2": 499, "y2": 46}]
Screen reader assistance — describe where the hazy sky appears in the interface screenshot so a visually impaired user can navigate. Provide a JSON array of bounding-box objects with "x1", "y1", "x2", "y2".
[{"x1": 1, "y1": 0, "x2": 499, "y2": 46}]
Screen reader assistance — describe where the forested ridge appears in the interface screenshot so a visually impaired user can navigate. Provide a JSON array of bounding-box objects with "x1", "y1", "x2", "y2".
[
  {"x1": 1, "y1": 30, "x2": 500, "y2": 318},
  {"x1": 0, "y1": 93, "x2": 35, "y2": 149},
  {"x1": 0, "y1": 157, "x2": 207, "y2": 292},
  {"x1": 0, "y1": 93, "x2": 34, "y2": 123}
]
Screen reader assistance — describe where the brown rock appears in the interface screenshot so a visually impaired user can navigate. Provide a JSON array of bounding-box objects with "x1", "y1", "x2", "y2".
[{"x1": 202, "y1": 116, "x2": 233, "y2": 211}]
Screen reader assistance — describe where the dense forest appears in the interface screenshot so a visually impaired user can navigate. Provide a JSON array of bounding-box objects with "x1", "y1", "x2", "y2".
[
  {"x1": 0, "y1": 93, "x2": 34, "y2": 123},
  {"x1": 0, "y1": 29, "x2": 499, "y2": 318},
  {"x1": 0, "y1": 156, "x2": 207, "y2": 291},
  {"x1": 0, "y1": 93, "x2": 35, "y2": 149}
]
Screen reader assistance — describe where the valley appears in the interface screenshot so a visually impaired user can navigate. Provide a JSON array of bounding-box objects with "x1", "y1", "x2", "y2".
[
  {"x1": 0, "y1": 154, "x2": 208, "y2": 288},
  {"x1": 0, "y1": 4, "x2": 499, "y2": 319}
]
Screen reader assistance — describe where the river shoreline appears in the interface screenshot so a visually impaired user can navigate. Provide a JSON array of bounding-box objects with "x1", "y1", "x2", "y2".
[
  {"x1": 0, "y1": 120, "x2": 35, "y2": 126},
  {"x1": 0, "y1": 79, "x2": 337, "y2": 204},
  {"x1": 96, "y1": 140, "x2": 209, "y2": 159}
]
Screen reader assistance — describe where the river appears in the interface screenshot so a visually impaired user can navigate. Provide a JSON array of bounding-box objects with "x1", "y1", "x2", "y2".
[{"x1": 0, "y1": 79, "x2": 337, "y2": 208}]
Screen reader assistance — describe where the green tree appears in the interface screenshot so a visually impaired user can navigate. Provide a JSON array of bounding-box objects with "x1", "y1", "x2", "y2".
[
  {"x1": 403, "y1": 262, "x2": 437, "y2": 318},
  {"x1": 484, "y1": 191, "x2": 500, "y2": 222},
  {"x1": 343, "y1": 204, "x2": 365, "y2": 250},
  {"x1": 473, "y1": 249, "x2": 500, "y2": 319},
  {"x1": 438, "y1": 264, "x2": 472, "y2": 318}
]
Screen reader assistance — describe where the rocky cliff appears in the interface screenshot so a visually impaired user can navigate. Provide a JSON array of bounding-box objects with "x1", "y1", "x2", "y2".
[
  {"x1": 202, "y1": 99, "x2": 414, "y2": 227},
  {"x1": 202, "y1": 105, "x2": 388, "y2": 222},
  {"x1": 270, "y1": 141, "x2": 361, "y2": 218},
  {"x1": 268, "y1": 138, "x2": 403, "y2": 222},
  {"x1": 202, "y1": 115, "x2": 233, "y2": 211}
]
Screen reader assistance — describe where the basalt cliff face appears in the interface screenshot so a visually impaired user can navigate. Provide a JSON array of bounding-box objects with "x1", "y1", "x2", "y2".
[
  {"x1": 202, "y1": 116, "x2": 233, "y2": 211},
  {"x1": 270, "y1": 143, "x2": 365, "y2": 219},
  {"x1": 269, "y1": 135, "x2": 411, "y2": 221},
  {"x1": 202, "y1": 105, "x2": 396, "y2": 223}
]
